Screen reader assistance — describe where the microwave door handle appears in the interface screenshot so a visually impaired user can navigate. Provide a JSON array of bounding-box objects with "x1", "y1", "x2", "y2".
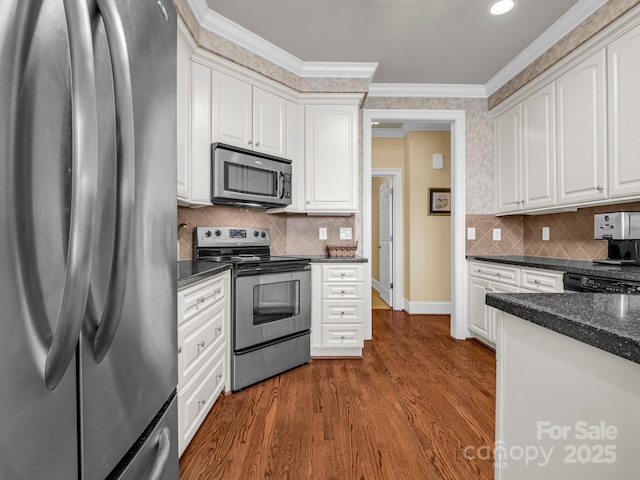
[
  {"x1": 91, "y1": 0, "x2": 136, "y2": 363},
  {"x1": 44, "y1": 0, "x2": 100, "y2": 389},
  {"x1": 279, "y1": 172, "x2": 285, "y2": 199}
]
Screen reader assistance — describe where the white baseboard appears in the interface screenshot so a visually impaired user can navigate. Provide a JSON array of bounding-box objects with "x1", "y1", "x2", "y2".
[
  {"x1": 372, "y1": 279, "x2": 382, "y2": 292},
  {"x1": 402, "y1": 299, "x2": 451, "y2": 315}
]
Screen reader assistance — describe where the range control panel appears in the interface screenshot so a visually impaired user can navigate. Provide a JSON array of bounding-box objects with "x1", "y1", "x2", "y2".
[{"x1": 194, "y1": 226, "x2": 270, "y2": 247}]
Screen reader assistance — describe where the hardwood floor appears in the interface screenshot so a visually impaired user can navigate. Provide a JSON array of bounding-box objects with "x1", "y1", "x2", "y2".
[
  {"x1": 372, "y1": 287, "x2": 391, "y2": 309},
  {"x1": 179, "y1": 311, "x2": 496, "y2": 480}
]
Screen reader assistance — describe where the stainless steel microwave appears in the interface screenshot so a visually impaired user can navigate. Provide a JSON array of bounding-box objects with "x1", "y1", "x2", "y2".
[{"x1": 211, "y1": 143, "x2": 292, "y2": 208}]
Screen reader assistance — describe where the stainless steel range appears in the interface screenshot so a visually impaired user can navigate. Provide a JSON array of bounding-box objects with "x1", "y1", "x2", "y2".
[{"x1": 194, "y1": 227, "x2": 311, "y2": 391}]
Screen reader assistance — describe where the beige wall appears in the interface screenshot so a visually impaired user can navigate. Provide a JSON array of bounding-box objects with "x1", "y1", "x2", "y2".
[
  {"x1": 371, "y1": 133, "x2": 451, "y2": 303},
  {"x1": 370, "y1": 176, "x2": 385, "y2": 280}
]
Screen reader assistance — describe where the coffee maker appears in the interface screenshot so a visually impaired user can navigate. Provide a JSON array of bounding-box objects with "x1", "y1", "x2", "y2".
[{"x1": 593, "y1": 212, "x2": 640, "y2": 265}]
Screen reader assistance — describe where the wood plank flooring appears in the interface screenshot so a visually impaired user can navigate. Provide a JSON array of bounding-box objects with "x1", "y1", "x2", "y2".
[
  {"x1": 372, "y1": 287, "x2": 391, "y2": 309},
  {"x1": 179, "y1": 311, "x2": 496, "y2": 480}
]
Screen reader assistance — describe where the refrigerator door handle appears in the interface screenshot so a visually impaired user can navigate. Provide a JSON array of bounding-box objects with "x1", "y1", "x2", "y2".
[
  {"x1": 148, "y1": 426, "x2": 172, "y2": 480},
  {"x1": 44, "y1": 0, "x2": 100, "y2": 390},
  {"x1": 91, "y1": 0, "x2": 136, "y2": 363}
]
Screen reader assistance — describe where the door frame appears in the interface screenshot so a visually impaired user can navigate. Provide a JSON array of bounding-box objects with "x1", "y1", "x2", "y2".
[
  {"x1": 372, "y1": 169, "x2": 403, "y2": 310},
  {"x1": 363, "y1": 109, "x2": 470, "y2": 340}
]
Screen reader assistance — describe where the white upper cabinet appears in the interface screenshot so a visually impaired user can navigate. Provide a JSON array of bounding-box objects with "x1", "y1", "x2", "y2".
[
  {"x1": 212, "y1": 71, "x2": 287, "y2": 158},
  {"x1": 304, "y1": 105, "x2": 359, "y2": 214},
  {"x1": 556, "y1": 50, "x2": 607, "y2": 204},
  {"x1": 522, "y1": 83, "x2": 556, "y2": 209},
  {"x1": 495, "y1": 104, "x2": 522, "y2": 213},
  {"x1": 176, "y1": 31, "x2": 190, "y2": 202},
  {"x1": 607, "y1": 23, "x2": 640, "y2": 198}
]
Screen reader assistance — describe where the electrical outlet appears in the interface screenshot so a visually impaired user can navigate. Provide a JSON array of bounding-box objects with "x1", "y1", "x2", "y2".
[
  {"x1": 493, "y1": 228, "x2": 501, "y2": 241},
  {"x1": 339, "y1": 227, "x2": 352, "y2": 240},
  {"x1": 467, "y1": 227, "x2": 476, "y2": 240},
  {"x1": 542, "y1": 227, "x2": 550, "y2": 241},
  {"x1": 319, "y1": 227, "x2": 327, "y2": 240}
]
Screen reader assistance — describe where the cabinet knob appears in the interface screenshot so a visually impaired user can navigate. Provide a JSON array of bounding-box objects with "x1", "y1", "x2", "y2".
[
  {"x1": 247, "y1": 140, "x2": 252, "y2": 145},
  {"x1": 197, "y1": 340, "x2": 205, "y2": 351},
  {"x1": 216, "y1": 373, "x2": 222, "y2": 383},
  {"x1": 215, "y1": 325, "x2": 222, "y2": 336},
  {"x1": 340, "y1": 272, "x2": 346, "y2": 277},
  {"x1": 255, "y1": 141, "x2": 260, "y2": 147},
  {"x1": 213, "y1": 287, "x2": 221, "y2": 295},
  {"x1": 198, "y1": 397, "x2": 206, "y2": 408},
  {"x1": 196, "y1": 296, "x2": 205, "y2": 304},
  {"x1": 340, "y1": 289, "x2": 346, "y2": 294},
  {"x1": 306, "y1": 200, "x2": 310, "y2": 204},
  {"x1": 340, "y1": 335, "x2": 346, "y2": 340},
  {"x1": 177, "y1": 345, "x2": 182, "y2": 353},
  {"x1": 340, "y1": 311, "x2": 346, "y2": 315},
  {"x1": 596, "y1": 185, "x2": 603, "y2": 191},
  {"x1": 515, "y1": 200, "x2": 521, "y2": 205}
]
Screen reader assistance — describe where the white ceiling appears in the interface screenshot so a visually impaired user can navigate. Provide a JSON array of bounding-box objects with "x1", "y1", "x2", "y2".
[{"x1": 203, "y1": 0, "x2": 605, "y2": 89}]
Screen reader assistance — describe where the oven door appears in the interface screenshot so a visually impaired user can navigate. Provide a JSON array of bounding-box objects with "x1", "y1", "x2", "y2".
[{"x1": 234, "y1": 265, "x2": 311, "y2": 351}]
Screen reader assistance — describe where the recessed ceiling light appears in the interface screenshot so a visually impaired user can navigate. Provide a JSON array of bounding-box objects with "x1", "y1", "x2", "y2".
[{"x1": 490, "y1": 0, "x2": 516, "y2": 16}]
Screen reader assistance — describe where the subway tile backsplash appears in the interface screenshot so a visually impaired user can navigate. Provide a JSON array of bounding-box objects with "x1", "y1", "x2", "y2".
[{"x1": 466, "y1": 201, "x2": 640, "y2": 260}]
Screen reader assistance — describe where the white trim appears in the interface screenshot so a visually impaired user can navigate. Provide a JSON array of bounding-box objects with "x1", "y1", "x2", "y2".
[
  {"x1": 372, "y1": 122, "x2": 451, "y2": 138},
  {"x1": 368, "y1": 83, "x2": 487, "y2": 98},
  {"x1": 372, "y1": 278, "x2": 383, "y2": 292},
  {"x1": 485, "y1": 0, "x2": 609, "y2": 95},
  {"x1": 363, "y1": 109, "x2": 470, "y2": 340},
  {"x1": 187, "y1": 0, "x2": 378, "y2": 80},
  {"x1": 402, "y1": 300, "x2": 452, "y2": 315},
  {"x1": 372, "y1": 168, "x2": 403, "y2": 311}
]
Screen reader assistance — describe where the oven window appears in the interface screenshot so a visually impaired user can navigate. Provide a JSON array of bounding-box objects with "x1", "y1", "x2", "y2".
[
  {"x1": 225, "y1": 163, "x2": 277, "y2": 197},
  {"x1": 252, "y1": 280, "x2": 300, "y2": 325}
]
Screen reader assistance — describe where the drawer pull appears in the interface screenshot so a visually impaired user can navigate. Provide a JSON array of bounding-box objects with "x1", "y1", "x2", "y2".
[
  {"x1": 215, "y1": 326, "x2": 222, "y2": 336},
  {"x1": 534, "y1": 279, "x2": 540, "y2": 284},
  {"x1": 215, "y1": 372, "x2": 222, "y2": 384},
  {"x1": 496, "y1": 272, "x2": 501, "y2": 277},
  {"x1": 340, "y1": 289, "x2": 346, "y2": 294},
  {"x1": 340, "y1": 311, "x2": 346, "y2": 315},
  {"x1": 197, "y1": 340, "x2": 205, "y2": 351},
  {"x1": 196, "y1": 296, "x2": 205, "y2": 304},
  {"x1": 340, "y1": 272, "x2": 346, "y2": 277},
  {"x1": 213, "y1": 287, "x2": 221, "y2": 295},
  {"x1": 340, "y1": 335, "x2": 346, "y2": 340},
  {"x1": 197, "y1": 397, "x2": 206, "y2": 409},
  {"x1": 177, "y1": 345, "x2": 182, "y2": 354}
]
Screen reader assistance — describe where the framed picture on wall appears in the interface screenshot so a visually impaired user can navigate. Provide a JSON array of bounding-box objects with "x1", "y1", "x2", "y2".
[{"x1": 428, "y1": 188, "x2": 451, "y2": 215}]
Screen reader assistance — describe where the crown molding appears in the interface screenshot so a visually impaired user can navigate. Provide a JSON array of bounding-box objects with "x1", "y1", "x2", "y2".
[
  {"x1": 485, "y1": 0, "x2": 608, "y2": 95},
  {"x1": 186, "y1": 0, "x2": 378, "y2": 80},
  {"x1": 368, "y1": 83, "x2": 487, "y2": 98}
]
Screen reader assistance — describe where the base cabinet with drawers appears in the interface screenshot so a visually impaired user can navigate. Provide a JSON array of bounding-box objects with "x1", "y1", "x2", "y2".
[
  {"x1": 311, "y1": 263, "x2": 365, "y2": 357},
  {"x1": 177, "y1": 271, "x2": 230, "y2": 456},
  {"x1": 467, "y1": 261, "x2": 563, "y2": 346}
]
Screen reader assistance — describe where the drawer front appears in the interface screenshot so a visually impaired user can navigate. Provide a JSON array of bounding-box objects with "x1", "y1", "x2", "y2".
[
  {"x1": 469, "y1": 261, "x2": 519, "y2": 285},
  {"x1": 321, "y1": 264, "x2": 364, "y2": 282},
  {"x1": 521, "y1": 268, "x2": 563, "y2": 293},
  {"x1": 178, "y1": 304, "x2": 226, "y2": 391},
  {"x1": 322, "y1": 300, "x2": 363, "y2": 324},
  {"x1": 178, "y1": 274, "x2": 227, "y2": 325},
  {"x1": 321, "y1": 324, "x2": 363, "y2": 348},
  {"x1": 178, "y1": 346, "x2": 225, "y2": 456},
  {"x1": 322, "y1": 282, "x2": 364, "y2": 300}
]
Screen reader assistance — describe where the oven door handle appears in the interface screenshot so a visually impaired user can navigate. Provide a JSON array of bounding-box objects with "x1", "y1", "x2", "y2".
[{"x1": 234, "y1": 263, "x2": 311, "y2": 277}]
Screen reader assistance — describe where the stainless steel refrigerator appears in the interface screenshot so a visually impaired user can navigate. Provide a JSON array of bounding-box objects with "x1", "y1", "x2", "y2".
[{"x1": 0, "y1": 0, "x2": 178, "y2": 478}]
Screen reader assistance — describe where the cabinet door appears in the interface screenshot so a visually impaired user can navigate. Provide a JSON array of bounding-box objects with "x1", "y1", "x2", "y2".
[
  {"x1": 522, "y1": 83, "x2": 556, "y2": 209},
  {"x1": 556, "y1": 50, "x2": 607, "y2": 204},
  {"x1": 252, "y1": 87, "x2": 286, "y2": 157},
  {"x1": 495, "y1": 104, "x2": 522, "y2": 213},
  {"x1": 212, "y1": 71, "x2": 252, "y2": 149},
  {"x1": 468, "y1": 277, "x2": 491, "y2": 339},
  {"x1": 176, "y1": 34, "x2": 190, "y2": 200},
  {"x1": 608, "y1": 25, "x2": 640, "y2": 198},
  {"x1": 488, "y1": 283, "x2": 519, "y2": 343},
  {"x1": 304, "y1": 105, "x2": 358, "y2": 213},
  {"x1": 190, "y1": 61, "x2": 213, "y2": 204}
]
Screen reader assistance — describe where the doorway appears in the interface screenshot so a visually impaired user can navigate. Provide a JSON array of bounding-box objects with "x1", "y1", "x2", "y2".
[{"x1": 363, "y1": 109, "x2": 469, "y2": 340}]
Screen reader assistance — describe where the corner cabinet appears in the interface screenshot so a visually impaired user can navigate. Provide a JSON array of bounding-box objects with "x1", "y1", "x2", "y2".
[
  {"x1": 311, "y1": 263, "x2": 365, "y2": 357},
  {"x1": 177, "y1": 271, "x2": 230, "y2": 457},
  {"x1": 467, "y1": 261, "x2": 563, "y2": 347},
  {"x1": 304, "y1": 105, "x2": 359, "y2": 214}
]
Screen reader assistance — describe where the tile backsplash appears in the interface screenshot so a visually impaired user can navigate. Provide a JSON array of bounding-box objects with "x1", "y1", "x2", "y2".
[
  {"x1": 466, "y1": 201, "x2": 640, "y2": 260},
  {"x1": 177, "y1": 206, "x2": 355, "y2": 259}
]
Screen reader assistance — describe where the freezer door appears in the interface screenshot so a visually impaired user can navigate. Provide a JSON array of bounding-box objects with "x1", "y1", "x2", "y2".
[
  {"x1": 111, "y1": 395, "x2": 179, "y2": 480},
  {"x1": 0, "y1": 1, "x2": 83, "y2": 478},
  {"x1": 79, "y1": 1, "x2": 178, "y2": 479}
]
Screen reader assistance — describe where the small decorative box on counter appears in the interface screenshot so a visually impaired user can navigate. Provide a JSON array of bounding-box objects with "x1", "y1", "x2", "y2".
[{"x1": 327, "y1": 241, "x2": 358, "y2": 258}]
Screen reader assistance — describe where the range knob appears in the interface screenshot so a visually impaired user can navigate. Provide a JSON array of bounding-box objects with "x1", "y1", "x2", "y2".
[
  {"x1": 254, "y1": 231, "x2": 260, "y2": 237},
  {"x1": 261, "y1": 232, "x2": 266, "y2": 238},
  {"x1": 214, "y1": 230, "x2": 222, "y2": 237},
  {"x1": 204, "y1": 230, "x2": 212, "y2": 238}
]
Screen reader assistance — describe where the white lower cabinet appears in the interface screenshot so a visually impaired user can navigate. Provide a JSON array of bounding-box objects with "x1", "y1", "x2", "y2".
[
  {"x1": 311, "y1": 263, "x2": 365, "y2": 357},
  {"x1": 467, "y1": 261, "x2": 563, "y2": 346},
  {"x1": 177, "y1": 271, "x2": 230, "y2": 457}
]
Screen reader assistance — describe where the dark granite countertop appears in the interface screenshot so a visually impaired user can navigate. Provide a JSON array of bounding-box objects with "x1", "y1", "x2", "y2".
[
  {"x1": 178, "y1": 260, "x2": 232, "y2": 289},
  {"x1": 467, "y1": 255, "x2": 640, "y2": 282},
  {"x1": 486, "y1": 292, "x2": 640, "y2": 366},
  {"x1": 306, "y1": 255, "x2": 368, "y2": 263}
]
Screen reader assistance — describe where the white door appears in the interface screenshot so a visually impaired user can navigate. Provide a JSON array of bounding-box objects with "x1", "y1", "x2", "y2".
[{"x1": 378, "y1": 179, "x2": 392, "y2": 307}]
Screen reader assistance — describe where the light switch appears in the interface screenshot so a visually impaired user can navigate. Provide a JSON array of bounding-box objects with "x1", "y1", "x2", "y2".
[
  {"x1": 319, "y1": 227, "x2": 327, "y2": 240},
  {"x1": 542, "y1": 227, "x2": 550, "y2": 241},
  {"x1": 467, "y1": 227, "x2": 476, "y2": 240},
  {"x1": 493, "y1": 228, "x2": 501, "y2": 241},
  {"x1": 339, "y1": 227, "x2": 352, "y2": 240}
]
